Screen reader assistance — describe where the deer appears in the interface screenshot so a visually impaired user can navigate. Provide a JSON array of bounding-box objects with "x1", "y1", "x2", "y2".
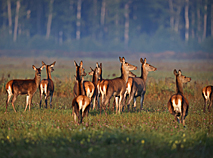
[
  {"x1": 72, "y1": 61, "x2": 91, "y2": 123},
  {"x1": 99, "y1": 57, "x2": 137, "y2": 114},
  {"x1": 167, "y1": 69, "x2": 191, "y2": 127},
  {"x1": 73, "y1": 64, "x2": 95, "y2": 102},
  {"x1": 202, "y1": 86, "x2": 213, "y2": 112},
  {"x1": 5, "y1": 64, "x2": 44, "y2": 113},
  {"x1": 124, "y1": 58, "x2": 157, "y2": 111},
  {"x1": 88, "y1": 63, "x2": 102, "y2": 110},
  {"x1": 39, "y1": 61, "x2": 56, "y2": 109}
]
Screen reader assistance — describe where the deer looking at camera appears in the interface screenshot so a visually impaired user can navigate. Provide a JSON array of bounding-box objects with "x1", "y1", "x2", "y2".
[
  {"x1": 5, "y1": 65, "x2": 44, "y2": 112},
  {"x1": 124, "y1": 58, "x2": 157, "y2": 111},
  {"x1": 99, "y1": 57, "x2": 137, "y2": 114},
  {"x1": 168, "y1": 69, "x2": 191, "y2": 127},
  {"x1": 202, "y1": 86, "x2": 213, "y2": 112},
  {"x1": 72, "y1": 61, "x2": 91, "y2": 123},
  {"x1": 39, "y1": 61, "x2": 56, "y2": 109}
]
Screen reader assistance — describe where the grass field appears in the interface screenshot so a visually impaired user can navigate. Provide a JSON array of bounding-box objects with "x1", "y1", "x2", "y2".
[{"x1": 0, "y1": 57, "x2": 213, "y2": 158}]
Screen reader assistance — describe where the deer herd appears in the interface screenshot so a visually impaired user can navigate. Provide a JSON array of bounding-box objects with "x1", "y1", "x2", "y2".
[{"x1": 4, "y1": 57, "x2": 213, "y2": 127}]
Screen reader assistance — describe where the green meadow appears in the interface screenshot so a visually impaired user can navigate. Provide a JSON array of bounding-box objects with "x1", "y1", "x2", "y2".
[{"x1": 0, "y1": 57, "x2": 213, "y2": 158}]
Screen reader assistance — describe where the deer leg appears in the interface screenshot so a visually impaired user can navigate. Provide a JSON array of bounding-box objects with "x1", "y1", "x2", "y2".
[
  {"x1": 203, "y1": 97, "x2": 207, "y2": 113},
  {"x1": 140, "y1": 94, "x2": 144, "y2": 111},
  {"x1": 133, "y1": 97, "x2": 137, "y2": 111},
  {"x1": 11, "y1": 94, "x2": 17, "y2": 113},
  {"x1": 49, "y1": 92, "x2": 53, "y2": 108},
  {"x1": 118, "y1": 95, "x2": 124, "y2": 114},
  {"x1": 208, "y1": 100, "x2": 212, "y2": 113},
  {"x1": 115, "y1": 97, "x2": 119, "y2": 114},
  {"x1": 6, "y1": 92, "x2": 12, "y2": 113},
  {"x1": 25, "y1": 96, "x2": 29, "y2": 112},
  {"x1": 39, "y1": 87, "x2": 43, "y2": 109},
  {"x1": 127, "y1": 93, "x2": 134, "y2": 112},
  {"x1": 45, "y1": 94, "x2": 48, "y2": 109}
]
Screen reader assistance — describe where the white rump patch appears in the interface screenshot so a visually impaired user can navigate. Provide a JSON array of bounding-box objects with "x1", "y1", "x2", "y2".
[
  {"x1": 204, "y1": 91, "x2": 209, "y2": 100},
  {"x1": 7, "y1": 85, "x2": 12, "y2": 96},
  {"x1": 172, "y1": 99, "x2": 182, "y2": 113},
  {"x1": 126, "y1": 83, "x2": 131, "y2": 94},
  {"x1": 78, "y1": 100, "x2": 87, "y2": 113}
]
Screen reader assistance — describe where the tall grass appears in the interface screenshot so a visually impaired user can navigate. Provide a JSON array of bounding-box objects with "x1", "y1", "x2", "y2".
[{"x1": 0, "y1": 58, "x2": 213, "y2": 158}]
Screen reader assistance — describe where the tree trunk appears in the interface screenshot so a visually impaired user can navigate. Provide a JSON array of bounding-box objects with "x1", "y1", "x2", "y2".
[
  {"x1": 174, "y1": 4, "x2": 181, "y2": 33},
  {"x1": 202, "y1": 0, "x2": 207, "y2": 40},
  {"x1": 7, "y1": 0, "x2": 12, "y2": 35},
  {"x1": 101, "y1": 0, "x2": 106, "y2": 26},
  {"x1": 197, "y1": 0, "x2": 201, "y2": 42},
  {"x1": 124, "y1": 2, "x2": 130, "y2": 47},
  {"x1": 211, "y1": 4, "x2": 213, "y2": 37},
  {"x1": 13, "y1": 0, "x2": 20, "y2": 42},
  {"x1": 46, "y1": 0, "x2": 54, "y2": 39},
  {"x1": 191, "y1": 10, "x2": 195, "y2": 38},
  {"x1": 76, "y1": 0, "x2": 82, "y2": 40},
  {"x1": 169, "y1": 0, "x2": 174, "y2": 30},
  {"x1": 185, "y1": 0, "x2": 189, "y2": 42}
]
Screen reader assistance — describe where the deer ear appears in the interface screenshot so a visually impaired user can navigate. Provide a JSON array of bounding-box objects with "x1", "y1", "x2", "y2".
[
  {"x1": 42, "y1": 61, "x2": 46, "y2": 66},
  {"x1": 178, "y1": 70, "x2": 182, "y2": 76},
  {"x1": 32, "y1": 65, "x2": 36, "y2": 70},
  {"x1": 140, "y1": 58, "x2": 144, "y2": 64},
  {"x1": 40, "y1": 65, "x2": 45, "y2": 70},
  {"x1": 80, "y1": 61, "x2": 83, "y2": 67},
  {"x1": 51, "y1": 61, "x2": 56, "y2": 67},
  {"x1": 96, "y1": 62, "x2": 99, "y2": 68},
  {"x1": 122, "y1": 57, "x2": 125, "y2": 63},
  {"x1": 144, "y1": 58, "x2": 147, "y2": 65},
  {"x1": 100, "y1": 63, "x2": 102, "y2": 68},
  {"x1": 119, "y1": 57, "x2": 122, "y2": 63},
  {"x1": 90, "y1": 67, "x2": 93, "y2": 71},
  {"x1": 173, "y1": 69, "x2": 178, "y2": 75},
  {"x1": 74, "y1": 61, "x2": 78, "y2": 67}
]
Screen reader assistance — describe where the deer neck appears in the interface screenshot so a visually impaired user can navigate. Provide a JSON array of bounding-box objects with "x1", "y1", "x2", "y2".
[
  {"x1": 76, "y1": 76, "x2": 85, "y2": 96},
  {"x1": 140, "y1": 67, "x2": 148, "y2": 82},
  {"x1": 92, "y1": 72, "x2": 98, "y2": 87},
  {"x1": 35, "y1": 73, "x2": 41, "y2": 88},
  {"x1": 176, "y1": 78, "x2": 184, "y2": 94},
  {"x1": 46, "y1": 68, "x2": 52, "y2": 80},
  {"x1": 121, "y1": 65, "x2": 129, "y2": 83}
]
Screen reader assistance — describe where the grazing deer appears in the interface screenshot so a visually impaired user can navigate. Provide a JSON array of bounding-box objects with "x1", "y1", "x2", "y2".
[
  {"x1": 202, "y1": 86, "x2": 213, "y2": 112},
  {"x1": 124, "y1": 58, "x2": 157, "y2": 111},
  {"x1": 168, "y1": 69, "x2": 191, "y2": 127},
  {"x1": 5, "y1": 65, "x2": 44, "y2": 112},
  {"x1": 99, "y1": 57, "x2": 137, "y2": 114},
  {"x1": 39, "y1": 61, "x2": 56, "y2": 109},
  {"x1": 88, "y1": 63, "x2": 102, "y2": 110},
  {"x1": 72, "y1": 61, "x2": 91, "y2": 123}
]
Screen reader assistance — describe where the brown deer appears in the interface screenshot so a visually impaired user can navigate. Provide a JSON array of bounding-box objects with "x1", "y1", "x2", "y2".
[
  {"x1": 72, "y1": 61, "x2": 91, "y2": 123},
  {"x1": 202, "y1": 86, "x2": 213, "y2": 112},
  {"x1": 99, "y1": 57, "x2": 137, "y2": 114},
  {"x1": 168, "y1": 69, "x2": 191, "y2": 127},
  {"x1": 88, "y1": 63, "x2": 102, "y2": 110},
  {"x1": 124, "y1": 58, "x2": 157, "y2": 111},
  {"x1": 39, "y1": 61, "x2": 56, "y2": 109},
  {"x1": 5, "y1": 65, "x2": 44, "y2": 112},
  {"x1": 73, "y1": 64, "x2": 95, "y2": 101},
  {"x1": 97, "y1": 64, "x2": 136, "y2": 112}
]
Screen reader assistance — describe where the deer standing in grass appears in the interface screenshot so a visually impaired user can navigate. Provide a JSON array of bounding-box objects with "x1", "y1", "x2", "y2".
[
  {"x1": 39, "y1": 61, "x2": 56, "y2": 109},
  {"x1": 202, "y1": 86, "x2": 213, "y2": 112},
  {"x1": 72, "y1": 61, "x2": 91, "y2": 123},
  {"x1": 99, "y1": 57, "x2": 137, "y2": 114},
  {"x1": 5, "y1": 65, "x2": 44, "y2": 112},
  {"x1": 73, "y1": 64, "x2": 95, "y2": 102},
  {"x1": 88, "y1": 63, "x2": 102, "y2": 110},
  {"x1": 124, "y1": 58, "x2": 157, "y2": 111},
  {"x1": 168, "y1": 69, "x2": 191, "y2": 127}
]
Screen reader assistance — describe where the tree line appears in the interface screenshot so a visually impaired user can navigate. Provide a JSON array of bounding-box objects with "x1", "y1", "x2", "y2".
[{"x1": 0, "y1": 0, "x2": 213, "y2": 53}]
